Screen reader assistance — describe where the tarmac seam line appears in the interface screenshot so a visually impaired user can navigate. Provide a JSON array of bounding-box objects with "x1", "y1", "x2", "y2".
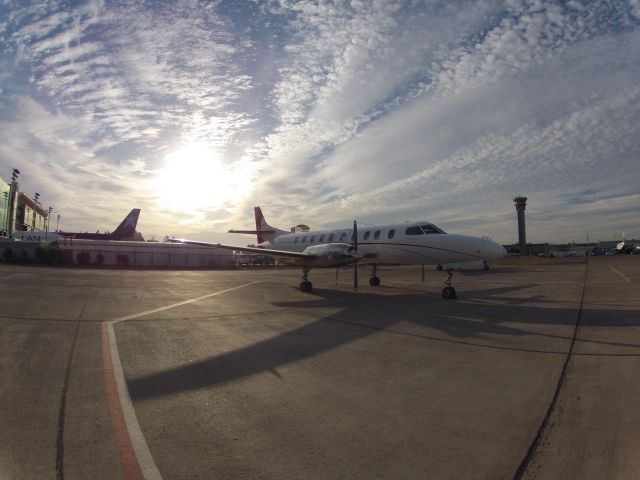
[
  {"x1": 512, "y1": 258, "x2": 589, "y2": 479},
  {"x1": 102, "y1": 281, "x2": 259, "y2": 480},
  {"x1": 55, "y1": 301, "x2": 86, "y2": 480}
]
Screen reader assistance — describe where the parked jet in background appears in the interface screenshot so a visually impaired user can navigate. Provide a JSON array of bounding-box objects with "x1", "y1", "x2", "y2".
[
  {"x1": 57, "y1": 208, "x2": 142, "y2": 240},
  {"x1": 616, "y1": 233, "x2": 638, "y2": 254},
  {"x1": 170, "y1": 207, "x2": 507, "y2": 298}
]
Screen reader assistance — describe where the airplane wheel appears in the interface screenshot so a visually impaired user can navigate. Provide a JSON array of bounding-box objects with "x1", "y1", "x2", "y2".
[
  {"x1": 369, "y1": 276, "x2": 380, "y2": 286},
  {"x1": 442, "y1": 286, "x2": 456, "y2": 299},
  {"x1": 484, "y1": 264, "x2": 490, "y2": 271},
  {"x1": 436, "y1": 265, "x2": 443, "y2": 271},
  {"x1": 300, "y1": 281, "x2": 313, "y2": 292}
]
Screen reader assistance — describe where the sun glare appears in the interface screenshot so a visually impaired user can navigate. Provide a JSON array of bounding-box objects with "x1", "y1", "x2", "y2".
[{"x1": 155, "y1": 142, "x2": 253, "y2": 214}]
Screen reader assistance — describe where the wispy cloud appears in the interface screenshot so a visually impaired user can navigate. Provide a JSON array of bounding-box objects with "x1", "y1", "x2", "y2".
[{"x1": 0, "y1": 0, "x2": 638, "y2": 243}]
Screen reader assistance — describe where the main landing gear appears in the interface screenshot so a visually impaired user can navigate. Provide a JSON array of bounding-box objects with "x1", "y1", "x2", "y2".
[
  {"x1": 369, "y1": 264, "x2": 381, "y2": 286},
  {"x1": 300, "y1": 266, "x2": 313, "y2": 292},
  {"x1": 442, "y1": 269, "x2": 457, "y2": 299}
]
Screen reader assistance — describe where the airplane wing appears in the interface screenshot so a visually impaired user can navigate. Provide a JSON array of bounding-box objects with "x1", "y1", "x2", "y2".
[{"x1": 167, "y1": 238, "x2": 317, "y2": 260}]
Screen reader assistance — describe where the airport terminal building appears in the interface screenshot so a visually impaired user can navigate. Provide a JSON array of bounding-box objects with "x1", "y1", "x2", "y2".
[
  {"x1": 1, "y1": 177, "x2": 49, "y2": 238},
  {"x1": 54, "y1": 238, "x2": 235, "y2": 268},
  {"x1": 1, "y1": 171, "x2": 235, "y2": 268}
]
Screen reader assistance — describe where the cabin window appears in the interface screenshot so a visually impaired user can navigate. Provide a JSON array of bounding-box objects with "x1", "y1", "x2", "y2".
[
  {"x1": 388, "y1": 229, "x2": 395, "y2": 239},
  {"x1": 329, "y1": 233, "x2": 335, "y2": 242},
  {"x1": 310, "y1": 235, "x2": 315, "y2": 243},
  {"x1": 422, "y1": 224, "x2": 445, "y2": 234},
  {"x1": 405, "y1": 226, "x2": 424, "y2": 235},
  {"x1": 302, "y1": 236, "x2": 307, "y2": 243},
  {"x1": 319, "y1": 235, "x2": 325, "y2": 243},
  {"x1": 364, "y1": 231, "x2": 370, "y2": 240},
  {"x1": 339, "y1": 232, "x2": 347, "y2": 241},
  {"x1": 374, "y1": 230, "x2": 381, "y2": 240}
]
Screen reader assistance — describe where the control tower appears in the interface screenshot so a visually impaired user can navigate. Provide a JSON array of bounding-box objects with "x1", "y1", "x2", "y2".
[{"x1": 513, "y1": 196, "x2": 527, "y2": 255}]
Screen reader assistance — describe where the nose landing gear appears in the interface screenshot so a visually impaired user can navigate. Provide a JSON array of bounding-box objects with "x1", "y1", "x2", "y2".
[
  {"x1": 300, "y1": 266, "x2": 313, "y2": 292},
  {"x1": 369, "y1": 264, "x2": 381, "y2": 286},
  {"x1": 442, "y1": 269, "x2": 457, "y2": 299}
]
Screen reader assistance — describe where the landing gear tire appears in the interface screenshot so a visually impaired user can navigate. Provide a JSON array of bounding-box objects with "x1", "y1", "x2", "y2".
[
  {"x1": 300, "y1": 280, "x2": 313, "y2": 292},
  {"x1": 442, "y1": 286, "x2": 456, "y2": 299},
  {"x1": 369, "y1": 265, "x2": 381, "y2": 286}
]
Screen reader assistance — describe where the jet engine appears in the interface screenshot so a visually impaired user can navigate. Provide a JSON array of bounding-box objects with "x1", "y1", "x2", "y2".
[{"x1": 298, "y1": 243, "x2": 363, "y2": 267}]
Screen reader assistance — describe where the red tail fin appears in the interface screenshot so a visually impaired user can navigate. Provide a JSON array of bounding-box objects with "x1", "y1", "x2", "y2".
[
  {"x1": 254, "y1": 207, "x2": 271, "y2": 243},
  {"x1": 228, "y1": 206, "x2": 286, "y2": 244}
]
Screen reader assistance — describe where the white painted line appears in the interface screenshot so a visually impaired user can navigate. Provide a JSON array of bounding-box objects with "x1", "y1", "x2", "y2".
[
  {"x1": 106, "y1": 322, "x2": 162, "y2": 480},
  {"x1": 104, "y1": 281, "x2": 260, "y2": 479},
  {"x1": 110, "y1": 281, "x2": 261, "y2": 324},
  {"x1": 435, "y1": 313, "x2": 485, "y2": 322},
  {"x1": 609, "y1": 266, "x2": 631, "y2": 283}
]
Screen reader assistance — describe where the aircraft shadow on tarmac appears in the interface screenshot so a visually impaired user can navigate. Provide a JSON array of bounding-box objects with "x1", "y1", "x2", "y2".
[{"x1": 127, "y1": 283, "x2": 640, "y2": 401}]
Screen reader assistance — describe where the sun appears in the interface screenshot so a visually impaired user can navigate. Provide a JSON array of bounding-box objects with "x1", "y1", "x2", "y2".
[{"x1": 155, "y1": 142, "x2": 253, "y2": 214}]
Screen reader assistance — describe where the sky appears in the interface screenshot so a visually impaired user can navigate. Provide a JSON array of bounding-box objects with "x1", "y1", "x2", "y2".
[{"x1": 1, "y1": 0, "x2": 639, "y2": 245}]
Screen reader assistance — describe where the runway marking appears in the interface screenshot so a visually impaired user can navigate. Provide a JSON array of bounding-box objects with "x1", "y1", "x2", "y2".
[
  {"x1": 110, "y1": 281, "x2": 261, "y2": 324},
  {"x1": 102, "y1": 323, "x2": 148, "y2": 480},
  {"x1": 102, "y1": 281, "x2": 259, "y2": 480},
  {"x1": 609, "y1": 266, "x2": 631, "y2": 283}
]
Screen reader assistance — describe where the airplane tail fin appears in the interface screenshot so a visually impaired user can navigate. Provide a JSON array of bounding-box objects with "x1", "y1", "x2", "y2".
[
  {"x1": 111, "y1": 209, "x2": 141, "y2": 239},
  {"x1": 228, "y1": 206, "x2": 287, "y2": 244}
]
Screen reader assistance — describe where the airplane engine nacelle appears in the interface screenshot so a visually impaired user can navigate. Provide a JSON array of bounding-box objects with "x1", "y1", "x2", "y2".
[{"x1": 300, "y1": 243, "x2": 362, "y2": 267}]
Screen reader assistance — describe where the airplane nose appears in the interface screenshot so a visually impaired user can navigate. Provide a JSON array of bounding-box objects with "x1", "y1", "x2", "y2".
[{"x1": 485, "y1": 240, "x2": 507, "y2": 259}]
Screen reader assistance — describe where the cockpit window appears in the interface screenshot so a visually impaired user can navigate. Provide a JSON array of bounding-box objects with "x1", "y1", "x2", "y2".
[
  {"x1": 405, "y1": 226, "x2": 424, "y2": 235},
  {"x1": 422, "y1": 224, "x2": 446, "y2": 234}
]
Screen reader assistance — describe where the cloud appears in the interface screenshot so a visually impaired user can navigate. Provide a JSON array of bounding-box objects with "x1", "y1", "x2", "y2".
[
  {"x1": 234, "y1": 1, "x2": 640, "y2": 244},
  {"x1": 1, "y1": 1, "x2": 639, "y2": 244}
]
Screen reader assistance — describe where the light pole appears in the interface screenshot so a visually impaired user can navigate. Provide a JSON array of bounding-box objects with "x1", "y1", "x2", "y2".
[
  {"x1": 8, "y1": 168, "x2": 20, "y2": 236},
  {"x1": 586, "y1": 232, "x2": 589, "y2": 256},
  {"x1": 2, "y1": 191, "x2": 8, "y2": 236},
  {"x1": 32, "y1": 193, "x2": 40, "y2": 233},
  {"x1": 47, "y1": 206, "x2": 52, "y2": 242},
  {"x1": 56, "y1": 214, "x2": 60, "y2": 232}
]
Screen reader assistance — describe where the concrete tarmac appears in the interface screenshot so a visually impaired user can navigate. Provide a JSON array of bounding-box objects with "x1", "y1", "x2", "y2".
[{"x1": 0, "y1": 256, "x2": 638, "y2": 479}]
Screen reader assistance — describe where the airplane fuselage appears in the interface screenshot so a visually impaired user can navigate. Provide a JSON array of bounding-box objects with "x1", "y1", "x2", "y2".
[
  {"x1": 261, "y1": 221, "x2": 506, "y2": 266},
  {"x1": 172, "y1": 206, "x2": 507, "y2": 296}
]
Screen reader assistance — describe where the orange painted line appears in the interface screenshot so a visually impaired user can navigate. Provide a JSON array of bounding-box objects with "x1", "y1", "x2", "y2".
[{"x1": 101, "y1": 321, "x2": 145, "y2": 480}]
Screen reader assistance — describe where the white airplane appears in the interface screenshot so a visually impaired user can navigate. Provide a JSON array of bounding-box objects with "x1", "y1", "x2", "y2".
[
  {"x1": 616, "y1": 233, "x2": 638, "y2": 254},
  {"x1": 169, "y1": 206, "x2": 507, "y2": 299}
]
